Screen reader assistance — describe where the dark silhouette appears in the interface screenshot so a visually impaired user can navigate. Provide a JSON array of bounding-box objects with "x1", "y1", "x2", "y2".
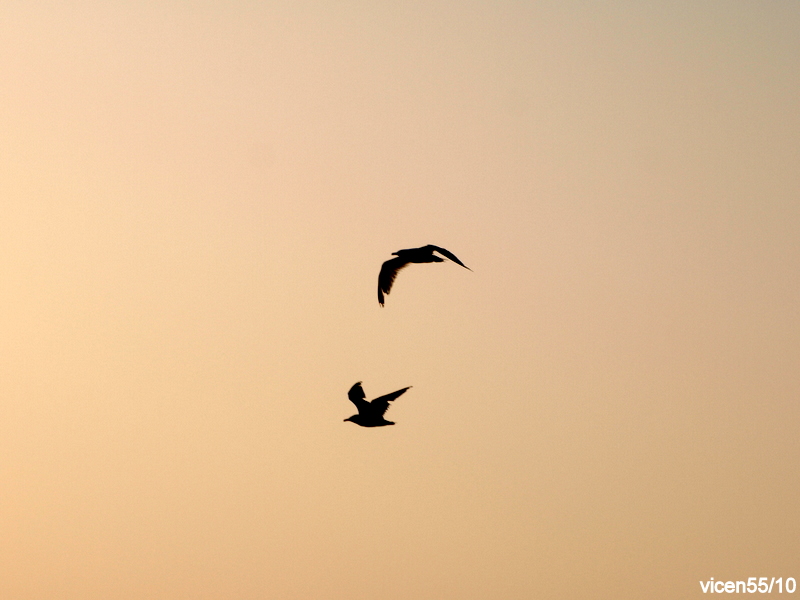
[
  {"x1": 343, "y1": 381, "x2": 411, "y2": 427},
  {"x1": 378, "y1": 244, "x2": 471, "y2": 306}
]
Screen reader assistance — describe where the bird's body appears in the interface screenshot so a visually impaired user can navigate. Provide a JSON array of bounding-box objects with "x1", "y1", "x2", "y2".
[
  {"x1": 378, "y1": 244, "x2": 470, "y2": 306},
  {"x1": 343, "y1": 382, "x2": 411, "y2": 427}
]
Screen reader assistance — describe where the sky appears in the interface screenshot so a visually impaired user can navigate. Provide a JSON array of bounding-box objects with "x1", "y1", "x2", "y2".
[{"x1": 1, "y1": 2, "x2": 798, "y2": 598}]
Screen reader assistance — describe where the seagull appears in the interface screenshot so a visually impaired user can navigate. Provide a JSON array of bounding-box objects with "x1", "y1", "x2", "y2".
[
  {"x1": 343, "y1": 381, "x2": 411, "y2": 427},
  {"x1": 378, "y1": 244, "x2": 471, "y2": 306}
]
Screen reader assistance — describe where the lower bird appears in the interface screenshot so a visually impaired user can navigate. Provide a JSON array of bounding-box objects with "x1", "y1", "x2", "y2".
[
  {"x1": 343, "y1": 381, "x2": 411, "y2": 427},
  {"x1": 378, "y1": 244, "x2": 471, "y2": 306}
]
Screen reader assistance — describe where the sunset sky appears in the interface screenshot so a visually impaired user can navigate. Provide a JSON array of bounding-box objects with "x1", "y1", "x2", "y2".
[{"x1": 1, "y1": 2, "x2": 798, "y2": 598}]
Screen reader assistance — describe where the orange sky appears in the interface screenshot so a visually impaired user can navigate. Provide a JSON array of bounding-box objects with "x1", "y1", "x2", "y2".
[{"x1": 1, "y1": 2, "x2": 798, "y2": 598}]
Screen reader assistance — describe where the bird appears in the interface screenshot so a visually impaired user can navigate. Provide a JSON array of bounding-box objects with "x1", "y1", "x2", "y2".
[
  {"x1": 378, "y1": 244, "x2": 471, "y2": 306},
  {"x1": 343, "y1": 381, "x2": 411, "y2": 427}
]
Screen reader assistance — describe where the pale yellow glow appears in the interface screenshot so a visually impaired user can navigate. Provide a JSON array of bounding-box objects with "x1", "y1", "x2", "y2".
[{"x1": 1, "y1": 2, "x2": 798, "y2": 598}]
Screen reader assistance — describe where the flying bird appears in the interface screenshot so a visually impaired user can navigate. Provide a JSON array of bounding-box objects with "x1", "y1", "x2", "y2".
[
  {"x1": 343, "y1": 381, "x2": 411, "y2": 427},
  {"x1": 378, "y1": 244, "x2": 471, "y2": 306}
]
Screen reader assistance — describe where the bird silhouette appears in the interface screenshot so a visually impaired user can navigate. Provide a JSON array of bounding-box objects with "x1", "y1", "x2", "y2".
[
  {"x1": 343, "y1": 381, "x2": 411, "y2": 427},
  {"x1": 378, "y1": 244, "x2": 471, "y2": 306}
]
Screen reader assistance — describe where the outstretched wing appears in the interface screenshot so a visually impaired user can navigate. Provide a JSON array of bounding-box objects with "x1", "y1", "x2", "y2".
[
  {"x1": 347, "y1": 382, "x2": 369, "y2": 413},
  {"x1": 428, "y1": 245, "x2": 471, "y2": 270},
  {"x1": 369, "y1": 386, "x2": 411, "y2": 417},
  {"x1": 378, "y1": 257, "x2": 410, "y2": 306}
]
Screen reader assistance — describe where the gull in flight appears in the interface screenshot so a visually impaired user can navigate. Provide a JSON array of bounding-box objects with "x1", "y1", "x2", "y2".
[
  {"x1": 343, "y1": 381, "x2": 411, "y2": 427},
  {"x1": 378, "y1": 244, "x2": 471, "y2": 306}
]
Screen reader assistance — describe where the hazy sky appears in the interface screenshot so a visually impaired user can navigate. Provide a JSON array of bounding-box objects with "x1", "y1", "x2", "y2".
[{"x1": 1, "y1": 2, "x2": 798, "y2": 598}]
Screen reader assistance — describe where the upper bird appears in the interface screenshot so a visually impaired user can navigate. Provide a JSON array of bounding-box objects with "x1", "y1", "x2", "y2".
[
  {"x1": 343, "y1": 381, "x2": 411, "y2": 427},
  {"x1": 378, "y1": 244, "x2": 471, "y2": 306}
]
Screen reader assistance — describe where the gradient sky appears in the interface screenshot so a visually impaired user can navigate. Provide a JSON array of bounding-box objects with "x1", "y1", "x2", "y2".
[{"x1": 1, "y1": 2, "x2": 798, "y2": 599}]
